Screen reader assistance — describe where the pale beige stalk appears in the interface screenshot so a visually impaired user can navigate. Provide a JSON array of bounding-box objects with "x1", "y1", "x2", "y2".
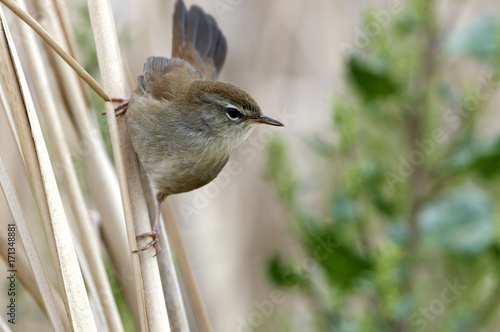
[
  {"x1": 0, "y1": 8, "x2": 96, "y2": 331},
  {"x1": 156, "y1": 208, "x2": 190, "y2": 332},
  {"x1": 12, "y1": 0, "x2": 123, "y2": 329},
  {"x1": 86, "y1": 0, "x2": 170, "y2": 330},
  {"x1": 0, "y1": 220, "x2": 70, "y2": 330},
  {"x1": 0, "y1": 85, "x2": 20, "y2": 151},
  {"x1": 0, "y1": 152, "x2": 66, "y2": 331},
  {"x1": 31, "y1": 0, "x2": 137, "y2": 322},
  {"x1": 162, "y1": 202, "x2": 213, "y2": 332},
  {"x1": 49, "y1": 0, "x2": 91, "y2": 107},
  {"x1": 0, "y1": 317, "x2": 11, "y2": 332},
  {"x1": 137, "y1": 98, "x2": 189, "y2": 332},
  {"x1": 0, "y1": 0, "x2": 108, "y2": 100}
]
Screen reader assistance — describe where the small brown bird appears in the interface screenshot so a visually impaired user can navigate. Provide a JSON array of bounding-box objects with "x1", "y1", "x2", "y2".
[{"x1": 113, "y1": 0, "x2": 283, "y2": 253}]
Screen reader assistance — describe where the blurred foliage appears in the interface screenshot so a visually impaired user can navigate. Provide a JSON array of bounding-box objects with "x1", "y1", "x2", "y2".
[{"x1": 265, "y1": 1, "x2": 500, "y2": 331}]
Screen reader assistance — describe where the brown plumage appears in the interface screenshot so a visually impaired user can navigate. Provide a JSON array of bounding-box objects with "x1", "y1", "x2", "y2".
[
  {"x1": 120, "y1": 0, "x2": 283, "y2": 253},
  {"x1": 172, "y1": 0, "x2": 227, "y2": 80}
]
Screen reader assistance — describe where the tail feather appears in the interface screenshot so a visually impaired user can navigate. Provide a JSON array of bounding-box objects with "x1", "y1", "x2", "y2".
[
  {"x1": 172, "y1": 0, "x2": 187, "y2": 53},
  {"x1": 172, "y1": 0, "x2": 227, "y2": 79},
  {"x1": 212, "y1": 29, "x2": 227, "y2": 72},
  {"x1": 202, "y1": 15, "x2": 218, "y2": 59},
  {"x1": 203, "y1": 14, "x2": 227, "y2": 72},
  {"x1": 186, "y1": 6, "x2": 211, "y2": 58}
]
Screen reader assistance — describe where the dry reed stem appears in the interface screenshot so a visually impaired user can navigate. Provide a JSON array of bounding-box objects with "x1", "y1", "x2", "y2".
[
  {"x1": 156, "y1": 211, "x2": 190, "y2": 332},
  {"x1": 0, "y1": 0, "x2": 108, "y2": 100},
  {"x1": 0, "y1": 85, "x2": 20, "y2": 151},
  {"x1": 12, "y1": 0, "x2": 123, "y2": 329},
  {"x1": 0, "y1": 317, "x2": 11, "y2": 332},
  {"x1": 130, "y1": 73, "x2": 188, "y2": 332},
  {"x1": 0, "y1": 152, "x2": 65, "y2": 331},
  {"x1": 31, "y1": 0, "x2": 138, "y2": 323},
  {"x1": 162, "y1": 202, "x2": 213, "y2": 332},
  {"x1": 50, "y1": 0, "x2": 77, "y2": 64},
  {"x1": 50, "y1": 0, "x2": 91, "y2": 109},
  {"x1": 3, "y1": 0, "x2": 206, "y2": 329},
  {"x1": 70, "y1": 238, "x2": 108, "y2": 329},
  {"x1": 86, "y1": 0, "x2": 170, "y2": 330},
  {"x1": 0, "y1": 7, "x2": 96, "y2": 331},
  {"x1": 118, "y1": 2, "x2": 211, "y2": 330}
]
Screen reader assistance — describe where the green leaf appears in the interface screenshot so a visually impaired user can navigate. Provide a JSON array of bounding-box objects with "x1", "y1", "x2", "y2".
[
  {"x1": 267, "y1": 255, "x2": 308, "y2": 289},
  {"x1": 447, "y1": 15, "x2": 500, "y2": 60},
  {"x1": 331, "y1": 194, "x2": 358, "y2": 224},
  {"x1": 306, "y1": 226, "x2": 373, "y2": 290},
  {"x1": 445, "y1": 136, "x2": 500, "y2": 179},
  {"x1": 347, "y1": 55, "x2": 398, "y2": 99},
  {"x1": 470, "y1": 138, "x2": 500, "y2": 178},
  {"x1": 419, "y1": 186, "x2": 494, "y2": 255}
]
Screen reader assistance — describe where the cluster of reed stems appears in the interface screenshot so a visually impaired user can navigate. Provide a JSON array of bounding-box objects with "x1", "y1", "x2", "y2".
[{"x1": 0, "y1": 0, "x2": 210, "y2": 330}]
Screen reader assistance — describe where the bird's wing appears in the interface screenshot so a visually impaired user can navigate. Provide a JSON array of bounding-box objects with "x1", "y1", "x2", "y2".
[
  {"x1": 172, "y1": 0, "x2": 227, "y2": 81},
  {"x1": 137, "y1": 56, "x2": 200, "y2": 101}
]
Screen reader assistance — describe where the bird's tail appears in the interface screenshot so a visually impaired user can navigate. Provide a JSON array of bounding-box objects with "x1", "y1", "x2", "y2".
[{"x1": 172, "y1": 0, "x2": 227, "y2": 80}]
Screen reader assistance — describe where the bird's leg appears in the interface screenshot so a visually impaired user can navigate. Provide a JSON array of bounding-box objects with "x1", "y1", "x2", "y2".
[
  {"x1": 101, "y1": 97, "x2": 130, "y2": 116},
  {"x1": 133, "y1": 199, "x2": 162, "y2": 256}
]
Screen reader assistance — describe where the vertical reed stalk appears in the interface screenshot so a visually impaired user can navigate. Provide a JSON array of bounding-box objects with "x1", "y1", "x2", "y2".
[
  {"x1": 86, "y1": 0, "x2": 170, "y2": 330},
  {"x1": 0, "y1": 7, "x2": 96, "y2": 330},
  {"x1": 0, "y1": 152, "x2": 66, "y2": 331},
  {"x1": 163, "y1": 203, "x2": 213, "y2": 332},
  {"x1": 12, "y1": 0, "x2": 124, "y2": 329}
]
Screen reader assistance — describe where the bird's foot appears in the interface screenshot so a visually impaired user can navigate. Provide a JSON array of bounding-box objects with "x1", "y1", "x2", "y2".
[
  {"x1": 133, "y1": 229, "x2": 161, "y2": 256},
  {"x1": 102, "y1": 97, "x2": 130, "y2": 116}
]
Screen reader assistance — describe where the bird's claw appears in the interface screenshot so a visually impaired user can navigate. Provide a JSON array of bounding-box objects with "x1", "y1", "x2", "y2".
[
  {"x1": 133, "y1": 230, "x2": 161, "y2": 256},
  {"x1": 102, "y1": 97, "x2": 130, "y2": 116}
]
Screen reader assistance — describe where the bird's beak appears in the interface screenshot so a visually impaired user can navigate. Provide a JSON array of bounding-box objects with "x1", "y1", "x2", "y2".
[{"x1": 250, "y1": 115, "x2": 284, "y2": 127}]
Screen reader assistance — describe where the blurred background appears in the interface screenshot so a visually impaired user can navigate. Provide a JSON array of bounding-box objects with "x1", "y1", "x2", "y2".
[{"x1": 2, "y1": 0, "x2": 500, "y2": 331}]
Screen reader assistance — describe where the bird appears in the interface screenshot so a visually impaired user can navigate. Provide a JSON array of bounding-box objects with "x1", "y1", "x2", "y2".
[{"x1": 112, "y1": 0, "x2": 283, "y2": 254}]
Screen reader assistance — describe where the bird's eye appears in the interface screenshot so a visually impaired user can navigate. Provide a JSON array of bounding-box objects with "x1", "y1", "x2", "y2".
[{"x1": 226, "y1": 107, "x2": 241, "y2": 120}]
